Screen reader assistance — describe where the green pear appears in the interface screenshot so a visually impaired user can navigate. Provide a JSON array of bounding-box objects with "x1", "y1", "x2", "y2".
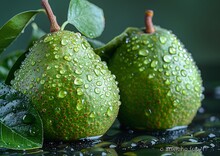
[
  {"x1": 11, "y1": 0, "x2": 120, "y2": 141},
  {"x1": 95, "y1": 10, "x2": 203, "y2": 130}
]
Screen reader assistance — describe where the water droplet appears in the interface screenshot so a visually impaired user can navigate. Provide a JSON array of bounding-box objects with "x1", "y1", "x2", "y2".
[
  {"x1": 58, "y1": 90, "x2": 67, "y2": 98},
  {"x1": 36, "y1": 78, "x2": 40, "y2": 82},
  {"x1": 172, "y1": 71, "x2": 177, "y2": 75},
  {"x1": 73, "y1": 47, "x2": 79, "y2": 52},
  {"x1": 148, "y1": 43, "x2": 153, "y2": 48},
  {"x1": 60, "y1": 70, "x2": 65, "y2": 75},
  {"x1": 96, "y1": 81, "x2": 102, "y2": 86},
  {"x1": 169, "y1": 47, "x2": 176, "y2": 54},
  {"x1": 56, "y1": 74, "x2": 61, "y2": 78},
  {"x1": 40, "y1": 80, "x2": 45, "y2": 84},
  {"x1": 175, "y1": 85, "x2": 180, "y2": 92},
  {"x1": 54, "y1": 55, "x2": 59, "y2": 59},
  {"x1": 95, "y1": 88, "x2": 101, "y2": 94},
  {"x1": 46, "y1": 53, "x2": 50, "y2": 57},
  {"x1": 94, "y1": 69, "x2": 100, "y2": 76},
  {"x1": 167, "y1": 90, "x2": 172, "y2": 96},
  {"x1": 74, "y1": 78, "x2": 83, "y2": 85},
  {"x1": 144, "y1": 59, "x2": 151, "y2": 65},
  {"x1": 194, "y1": 86, "x2": 199, "y2": 92},
  {"x1": 49, "y1": 96, "x2": 54, "y2": 100},
  {"x1": 145, "y1": 109, "x2": 152, "y2": 116},
  {"x1": 107, "y1": 107, "x2": 113, "y2": 117},
  {"x1": 139, "y1": 67, "x2": 145, "y2": 72},
  {"x1": 182, "y1": 89, "x2": 187, "y2": 95},
  {"x1": 186, "y1": 83, "x2": 191, "y2": 90},
  {"x1": 44, "y1": 36, "x2": 53, "y2": 42},
  {"x1": 29, "y1": 84, "x2": 33, "y2": 89},
  {"x1": 163, "y1": 64, "x2": 168, "y2": 69},
  {"x1": 77, "y1": 88, "x2": 84, "y2": 95},
  {"x1": 183, "y1": 53, "x2": 188, "y2": 58},
  {"x1": 82, "y1": 43, "x2": 87, "y2": 50},
  {"x1": 173, "y1": 56, "x2": 178, "y2": 62},
  {"x1": 100, "y1": 69, "x2": 107, "y2": 75},
  {"x1": 76, "y1": 99, "x2": 84, "y2": 110},
  {"x1": 89, "y1": 112, "x2": 96, "y2": 118},
  {"x1": 158, "y1": 68, "x2": 163, "y2": 72},
  {"x1": 132, "y1": 45, "x2": 140, "y2": 50},
  {"x1": 181, "y1": 70, "x2": 187, "y2": 77},
  {"x1": 54, "y1": 47, "x2": 59, "y2": 51},
  {"x1": 64, "y1": 55, "x2": 71, "y2": 62},
  {"x1": 61, "y1": 39, "x2": 68, "y2": 46},
  {"x1": 87, "y1": 53, "x2": 94, "y2": 59},
  {"x1": 84, "y1": 84, "x2": 89, "y2": 89},
  {"x1": 173, "y1": 99, "x2": 180, "y2": 106},
  {"x1": 75, "y1": 69, "x2": 82, "y2": 75},
  {"x1": 89, "y1": 32, "x2": 94, "y2": 38},
  {"x1": 22, "y1": 114, "x2": 35, "y2": 124},
  {"x1": 175, "y1": 66, "x2": 180, "y2": 71},
  {"x1": 163, "y1": 55, "x2": 172, "y2": 63},
  {"x1": 46, "y1": 66, "x2": 51, "y2": 70},
  {"x1": 138, "y1": 49, "x2": 149, "y2": 56},
  {"x1": 165, "y1": 79, "x2": 171, "y2": 85},
  {"x1": 105, "y1": 92, "x2": 110, "y2": 97},
  {"x1": 150, "y1": 60, "x2": 158, "y2": 68},
  {"x1": 148, "y1": 73, "x2": 155, "y2": 79},
  {"x1": 55, "y1": 107, "x2": 61, "y2": 114},
  {"x1": 178, "y1": 46, "x2": 183, "y2": 51},
  {"x1": 87, "y1": 75, "x2": 92, "y2": 82},
  {"x1": 31, "y1": 61, "x2": 36, "y2": 66},
  {"x1": 29, "y1": 127, "x2": 37, "y2": 136},
  {"x1": 176, "y1": 76, "x2": 182, "y2": 82},
  {"x1": 165, "y1": 72, "x2": 170, "y2": 76},
  {"x1": 159, "y1": 36, "x2": 167, "y2": 44}
]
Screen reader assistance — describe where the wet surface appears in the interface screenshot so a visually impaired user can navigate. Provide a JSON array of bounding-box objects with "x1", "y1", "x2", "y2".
[{"x1": 1, "y1": 96, "x2": 220, "y2": 155}]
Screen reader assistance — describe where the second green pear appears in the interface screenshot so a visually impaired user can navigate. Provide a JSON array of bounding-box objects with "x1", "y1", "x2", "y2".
[{"x1": 96, "y1": 11, "x2": 203, "y2": 130}]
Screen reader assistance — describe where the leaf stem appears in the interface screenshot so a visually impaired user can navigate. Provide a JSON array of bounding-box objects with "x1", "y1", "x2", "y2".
[
  {"x1": 42, "y1": 0, "x2": 60, "y2": 32},
  {"x1": 145, "y1": 10, "x2": 155, "y2": 34},
  {"x1": 60, "y1": 21, "x2": 69, "y2": 31}
]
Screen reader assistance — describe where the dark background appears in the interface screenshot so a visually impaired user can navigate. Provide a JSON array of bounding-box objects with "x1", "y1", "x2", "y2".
[{"x1": 0, "y1": 0, "x2": 220, "y2": 90}]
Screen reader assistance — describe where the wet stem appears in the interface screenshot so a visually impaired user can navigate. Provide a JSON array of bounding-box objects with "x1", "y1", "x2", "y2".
[
  {"x1": 42, "y1": 0, "x2": 60, "y2": 32},
  {"x1": 145, "y1": 10, "x2": 155, "y2": 34}
]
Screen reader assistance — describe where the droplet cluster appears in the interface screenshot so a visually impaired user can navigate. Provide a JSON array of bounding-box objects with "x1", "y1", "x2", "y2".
[{"x1": 11, "y1": 30, "x2": 120, "y2": 141}]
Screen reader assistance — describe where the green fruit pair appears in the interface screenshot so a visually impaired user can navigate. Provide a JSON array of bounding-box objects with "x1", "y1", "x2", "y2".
[
  {"x1": 11, "y1": 0, "x2": 203, "y2": 141},
  {"x1": 96, "y1": 10, "x2": 203, "y2": 130}
]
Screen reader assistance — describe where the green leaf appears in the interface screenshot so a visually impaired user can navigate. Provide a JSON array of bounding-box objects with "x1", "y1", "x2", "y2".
[
  {"x1": 5, "y1": 23, "x2": 45, "y2": 85},
  {"x1": 85, "y1": 38, "x2": 105, "y2": 49},
  {"x1": 0, "y1": 82, "x2": 43, "y2": 150},
  {"x1": 94, "y1": 27, "x2": 139, "y2": 62},
  {"x1": 67, "y1": 0, "x2": 104, "y2": 38},
  {"x1": 0, "y1": 10, "x2": 44, "y2": 55}
]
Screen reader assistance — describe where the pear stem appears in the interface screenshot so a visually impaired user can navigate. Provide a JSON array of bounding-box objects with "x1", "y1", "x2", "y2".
[
  {"x1": 42, "y1": 0, "x2": 60, "y2": 32},
  {"x1": 145, "y1": 10, "x2": 155, "y2": 34}
]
